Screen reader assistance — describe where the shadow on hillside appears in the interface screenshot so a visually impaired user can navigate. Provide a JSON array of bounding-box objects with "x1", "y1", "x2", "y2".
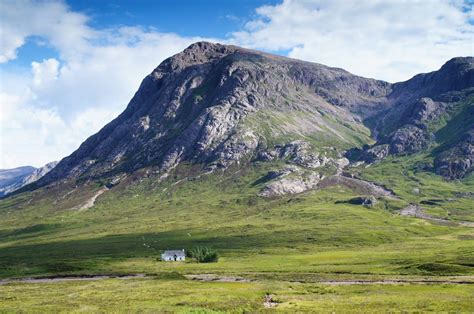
[
  {"x1": 0, "y1": 227, "x2": 305, "y2": 278},
  {"x1": 0, "y1": 223, "x2": 61, "y2": 240}
]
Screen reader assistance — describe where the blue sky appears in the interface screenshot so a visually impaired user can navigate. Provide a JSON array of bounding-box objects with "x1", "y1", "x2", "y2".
[
  {"x1": 68, "y1": 0, "x2": 278, "y2": 36},
  {"x1": 5, "y1": 0, "x2": 280, "y2": 69},
  {"x1": 0, "y1": 0, "x2": 473, "y2": 168}
]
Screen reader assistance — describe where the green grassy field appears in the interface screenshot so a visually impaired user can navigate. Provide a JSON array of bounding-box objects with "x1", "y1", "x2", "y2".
[
  {"x1": 2, "y1": 278, "x2": 474, "y2": 313},
  {"x1": 0, "y1": 160, "x2": 473, "y2": 312}
]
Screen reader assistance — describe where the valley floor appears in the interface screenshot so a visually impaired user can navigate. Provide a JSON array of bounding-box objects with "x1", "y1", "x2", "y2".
[{"x1": 1, "y1": 276, "x2": 474, "y2": 312}]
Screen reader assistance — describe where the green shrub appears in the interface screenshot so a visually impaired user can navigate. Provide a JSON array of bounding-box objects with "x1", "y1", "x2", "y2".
[{"x1": 189, "y1": 246, "x2": 219, "y2": 263}]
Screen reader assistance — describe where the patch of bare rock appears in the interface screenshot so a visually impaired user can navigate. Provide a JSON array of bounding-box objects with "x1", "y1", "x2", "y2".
[
  {"x1": 259, "y1": 166, "x2": 323, "y2": 197},
  {"x1": 400, "y1": 204, "x2": 474, "y2": 227},
  {"x1": 263, "y1": 294, "x2": 279, "y2": 308}
]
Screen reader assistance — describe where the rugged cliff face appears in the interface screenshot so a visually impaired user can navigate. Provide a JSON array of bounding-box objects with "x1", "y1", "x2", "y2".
[
  {"x1": 359, "y1": 57, "x2": 474, "y2": 178},
  {"x1": 29, "y1": 42, "x2": 472, "y2": 195},
  {"x1": 35, "y1": 42, "x2": 389, "y2": 186}
]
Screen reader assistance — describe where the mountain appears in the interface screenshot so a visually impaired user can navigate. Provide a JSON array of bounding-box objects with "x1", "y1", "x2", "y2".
[
  {"x1": 20, "y1": 42, "x2": 473, "y2": 197},
  {"x1": 1, "y1": 43, "x2": 473, "y2": 311},
  {"x1": 0, "y1": 161, "x2": 58, "y2": 197},
  {"x1": 0, "y1": 166, "x2": 36, "y2": 192},
  {"x1": 357, "y1": 57, "x2": 474, "y2": 179}
]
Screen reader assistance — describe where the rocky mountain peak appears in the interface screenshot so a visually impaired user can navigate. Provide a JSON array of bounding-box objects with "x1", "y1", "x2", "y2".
[
  {"x1": 391, "y1": 57, "x2": 473, "y2": 100},
  {"x1": 440, "y1": 57, "x2": 474, "y2": 76},
  {"x1": 156, "y1": 42, "x2": 238, "y2": 73},
  {"x1": 26, "y1": 43, "x2": 473, "y2": 192}
]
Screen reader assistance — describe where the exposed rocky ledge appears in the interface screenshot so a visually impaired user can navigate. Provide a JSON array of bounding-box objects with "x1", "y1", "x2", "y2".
[
  {"x1": 259, "y1": 166, "x2": 322, "y2": 197},
  {"x1": 256, "y1": 141, "x2": 329, "y2": 169},
  {"x1": 434, "y1": 128, "x2": 474, "y2": 179}
]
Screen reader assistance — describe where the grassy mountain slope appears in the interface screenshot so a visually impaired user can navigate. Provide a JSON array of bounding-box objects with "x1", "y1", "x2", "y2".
[
  {"x1": 0, "y1": 162, "x2": 473, "y2": 311},
  {"x1": 1, "y1": 164, "x2": 472, "y2": 277}
]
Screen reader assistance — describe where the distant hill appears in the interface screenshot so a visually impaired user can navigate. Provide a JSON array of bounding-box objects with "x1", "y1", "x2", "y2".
[
  {"x1": 0, "y1": 166, "x2": 36, "y2": 190},
  {"x1": 0, "y1": 161, "x2": 58, "y2": 197}
]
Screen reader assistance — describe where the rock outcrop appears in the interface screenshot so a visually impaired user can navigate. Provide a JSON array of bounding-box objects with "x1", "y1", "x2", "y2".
[
  {"x1": 259, "y1": 166, "x2": 323, "y2": 197},
  {"x1": 434, "y1": 127, "x2": 474, "y2": 179},
  {"x1": 388, "y1": 125, "x2": 432, "y2": 155},
  {"x1": 336, "y1": 196, "x2": 378, "y2": 207},
  {"x1": 256, "y1": 141, "x2": 329, "y2": 169},
  {"x1": 360, "y1": 144, "x2": 390, "y2": 163}
]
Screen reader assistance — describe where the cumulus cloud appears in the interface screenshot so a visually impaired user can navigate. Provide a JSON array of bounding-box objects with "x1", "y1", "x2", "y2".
[
  {"x1": 232, "y1": 0, "x2": 473, "y2": 82},
  {"x1": 0, "y1": 82, "x2": 122, "y2": 168},
  {"x1": 1, "y1": 0, "x2": 472, "y2": 168},
  {"x1": 0, "y1": 1, "x2": 210, "y2": 168},
  {"x1": 32, "y1": 58, "x2": 60, "y2": 88},
  {"x1": 0, "y1": 0, "x2": 93, "y2": 63}
]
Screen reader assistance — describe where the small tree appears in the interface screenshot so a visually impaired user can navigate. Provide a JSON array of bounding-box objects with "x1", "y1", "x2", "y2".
[{"x1": 189, "y1": 246, "x2": 219, "y2": 263}]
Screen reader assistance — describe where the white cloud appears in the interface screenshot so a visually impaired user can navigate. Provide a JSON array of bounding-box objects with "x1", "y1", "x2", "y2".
[
  {"x1": 232, "y1": 0, "x2": 474, "y2": 82},
  {"x1": 1, "y1": 0, "x2": 472, "y2": 168},
  {"x1": 0, "y1": 90, "x2": 65, "y2": 168},
  {"x1": 0, "y1": 1, "x2": 211, "y2": 168},
  {"x1": 32, "y1": 58, "x2": 60, "y2": 88},
  {"x1": 0, "y1": 83, "x2": 123, "y2": 168},
  {"x1": 0, "y1": 0, "x2": 93, "y2": 63}
]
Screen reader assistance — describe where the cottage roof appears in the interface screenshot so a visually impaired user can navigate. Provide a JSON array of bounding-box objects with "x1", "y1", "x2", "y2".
[{"x1": 162, "y1": 250, "x2": 185, "y2": 257}]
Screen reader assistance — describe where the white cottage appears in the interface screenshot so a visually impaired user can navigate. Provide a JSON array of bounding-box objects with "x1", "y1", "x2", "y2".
[{"x1": 161, "y1": 249, "x2": 186, "y2": 261}]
